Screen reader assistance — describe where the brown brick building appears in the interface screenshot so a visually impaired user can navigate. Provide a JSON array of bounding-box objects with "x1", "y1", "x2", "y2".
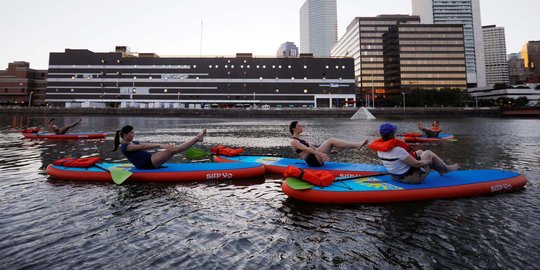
[{"x1": 0, "y1": 62, "x2": 47, "y2": 106}]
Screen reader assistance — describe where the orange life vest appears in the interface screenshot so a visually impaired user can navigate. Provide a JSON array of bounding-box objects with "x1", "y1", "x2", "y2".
[
  {"x1": 368, "y1": 138, "x2": 417, "y2": 159},
  {"x1": 53, "y1": 157, "x2": 102, "y2": 168},
  {"x1": 21, "y1": 128, "x2": 40, "y2": 133},
  {"x1": 283, "y1": 165, "x2": 335, "y2": 187},
  {"x1": 211, "y1": 145, "x2": 245, "y2": 157}
]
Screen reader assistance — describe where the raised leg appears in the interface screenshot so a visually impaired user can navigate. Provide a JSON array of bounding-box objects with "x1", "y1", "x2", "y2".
[
  {"x1": 316, "y1": 138, "x2": 369, "y2": 154},
  {"x1": 151, "y1": 129, "x2": 206, "y2": 167},
  {"x1": 57, "y1": 119, "x2": 82, "y2": 134},
  {"x1": 420, "y1": 150, "x2": 458, "y2": 175}
]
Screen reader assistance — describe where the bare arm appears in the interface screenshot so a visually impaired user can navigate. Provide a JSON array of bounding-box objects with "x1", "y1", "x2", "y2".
[
  {"x1": 126, "y1": 143, "x2": 162, "y2": 151},
  {"x1": 403, "y1": 155, "x2": 428, "y2": 168},
  {"x1": 291, "y1": 140, "x2": 330, "y2": 161}
]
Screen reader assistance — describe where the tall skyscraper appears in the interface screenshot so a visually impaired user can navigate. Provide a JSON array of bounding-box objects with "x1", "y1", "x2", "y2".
[
  {"x1": 331, "y1": 15, "x2": 420, "y2": 100},
  {"x1": 277, "y1": 42, "x2": 299, "y2": 58},
  {"x1": 300, "y1": 0, "x2": 337, "y2": 57},
  {"x1": 383, "y1": 24, "x2": 467, "y2": 92},
  {"x1": 482, "y1": 25, "x2": 509, "y2": 85},
  {"x1": 412, "y1": 0, "x2": 486, "y2": 87}
]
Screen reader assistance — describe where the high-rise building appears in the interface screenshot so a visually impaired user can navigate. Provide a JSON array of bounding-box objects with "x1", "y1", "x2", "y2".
[
  {"x1": 331, "y1": 15, "x2": 421, "y2": 103},
  {"x1": 0, "y1": 61, "x2": 47, "y2": 107},
  {"x1": 300, "y1": 0, "x2": 337, "y2": 57},
  {"x1": 521, "y1": 41, "x2": 540, "y2": 83},
  {"x1": 383, "y1": 24, "x2": 467, "y2": 92},
  {"x1": 412, "y1": 0, "x2": 486, "y2": 87},
  {"x1": 277, "y1": 42, "x2": 299, "y2": 58},
  {"x1": 482, "y1": 25, "x2": 509, "y2": 85},
  {"x1": 508, "y1": 53, "x2": 528, "y2": 85}
]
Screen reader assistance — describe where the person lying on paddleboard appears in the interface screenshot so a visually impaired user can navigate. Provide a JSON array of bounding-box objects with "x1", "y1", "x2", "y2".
[
  {"x1": 113, "y1": 125, "x2": 206, "y2": 169},
  {"x1": 369, "y1": 123, "x2": 458, "y2": 184},
  {"x1": 417, "y1": 120, "x2": 442, "y2": 138},
  {"x1": 48, "y1": 118, "x2": 82, "y2": 135},
  {"x1": 289, "y1": 121, "x2": 369, "y2": 167}
]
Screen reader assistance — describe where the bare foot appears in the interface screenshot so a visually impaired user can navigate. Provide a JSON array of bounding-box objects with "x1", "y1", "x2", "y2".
[
  {"x1": 439, "y1": 164, "x2": 459, "y2": 176},
  {"x1": 197, "y1": 128, "x2": 207, "y2": 142},
  {"x1": 358, "y1": 139, "x2": 369, "y2": 149},
  {"x1": 447, "y1": 164, "x2": 459, "y2": 172}
]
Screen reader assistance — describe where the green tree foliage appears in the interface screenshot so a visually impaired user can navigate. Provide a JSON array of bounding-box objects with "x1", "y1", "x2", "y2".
[{"x1": 400, "y1": 89, "x2": 465, "y2": 107}]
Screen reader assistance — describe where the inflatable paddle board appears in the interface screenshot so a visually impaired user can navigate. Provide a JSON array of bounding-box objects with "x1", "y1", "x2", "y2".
[
  {"x1": 282, "y1": 169, "x2": 527, "y2": 204},
  {"x1": 46, "y1": 162, "x2": 265, "y2": 182},
  {"x1": 23, "y1": 132, "x2": 107, "y2": 140},
  {"x1": 212, "y1": 155, "x2": 387, "y2": 177},
  {"x1": 401, "y1": 133, "x2": 455, "y2": 143}
]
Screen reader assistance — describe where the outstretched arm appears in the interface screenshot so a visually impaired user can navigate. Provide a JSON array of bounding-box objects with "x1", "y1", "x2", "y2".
[
  {"x1": 291, "y1": 140, "x2": 330, "y2": 161},
  {"x1": 126, "y1": 143, "x2": 162, "y2": 151}
]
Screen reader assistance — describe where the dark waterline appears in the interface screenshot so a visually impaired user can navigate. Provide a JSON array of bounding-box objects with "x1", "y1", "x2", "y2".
[{"x1": 0, "y1": 115, "x2": 539, "y2": 269}]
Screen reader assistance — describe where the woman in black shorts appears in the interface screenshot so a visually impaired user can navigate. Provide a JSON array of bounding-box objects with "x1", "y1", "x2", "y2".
[{"x1": 289, "y1": 121, "x2": 369, "y2": 167}]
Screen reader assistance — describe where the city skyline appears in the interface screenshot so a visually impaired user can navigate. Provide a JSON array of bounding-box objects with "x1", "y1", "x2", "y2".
[{"x1": 1, "y1": 0, "x2": 538, "y2": 69}]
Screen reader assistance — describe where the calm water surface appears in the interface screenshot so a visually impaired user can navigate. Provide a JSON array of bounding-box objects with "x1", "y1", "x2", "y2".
[{"x1": 0, "y1": 115, "x2": 539, "y2": 269}]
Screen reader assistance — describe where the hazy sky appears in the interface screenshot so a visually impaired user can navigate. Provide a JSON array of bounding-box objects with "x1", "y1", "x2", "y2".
[{"x1": 1, "y1": 0, "x2": 538, "y2": 69}]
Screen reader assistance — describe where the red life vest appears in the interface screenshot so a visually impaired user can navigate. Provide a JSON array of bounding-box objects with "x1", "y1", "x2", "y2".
[
  {"x1": 368, "y1": 138, "x2": 417, "y2": 159},
  {"x1": 283, "y1": 165, "x2": 335, "y2": 187},
  {"x1": 211, "y1": 145, "x2": 245, "y2": 157},
  {"x1": 53, "y1": 157, "x2": 102, "y2": 168},
  {"x1": 21, "y1": 128, "x2": 40, "y2": 133}
]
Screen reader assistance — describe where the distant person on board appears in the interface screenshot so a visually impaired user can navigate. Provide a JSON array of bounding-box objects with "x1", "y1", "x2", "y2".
[
  {"x1": 289, "y1": 121, "x2": 369, "y2": 167},
  {"x1": 418, "y1": 120, "x2": 442, "y2": 138},
  {"x1": 113, "y1": 125, "x2": 206, "y2": 169},
  {"x1": 48, "y1": 118, "x2": 82, "y2": 135},
  {"x1": 368, "y1": 123, "x2": 458, "y2": 184}
]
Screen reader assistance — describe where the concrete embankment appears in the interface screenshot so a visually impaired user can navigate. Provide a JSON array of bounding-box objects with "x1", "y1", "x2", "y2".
[{"x1": 0, "y1": 107, "x2": 503, "y2": 118}]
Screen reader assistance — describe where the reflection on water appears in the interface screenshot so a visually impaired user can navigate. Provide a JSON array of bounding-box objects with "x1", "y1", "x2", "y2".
[{"x1": 0, "y1": 115, "x2": 538, "y2": 269}]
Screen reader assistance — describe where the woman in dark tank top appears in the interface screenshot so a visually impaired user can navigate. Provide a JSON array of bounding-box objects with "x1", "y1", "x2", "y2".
[{"x1": 289, "y1": 121, "x2": 369, "y2": 167}]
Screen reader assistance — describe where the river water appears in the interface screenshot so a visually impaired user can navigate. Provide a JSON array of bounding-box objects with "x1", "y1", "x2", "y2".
[{"x1": 0, "y1": 115, "x2": 538, "y2": 269}]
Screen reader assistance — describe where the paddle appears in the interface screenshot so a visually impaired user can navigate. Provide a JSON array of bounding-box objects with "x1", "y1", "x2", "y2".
[
  {"x1": 185, "y1": 146, "x2": 282, "y2": 160},
  {"x1": 285, "y1": 172, "x2": 390, "y2": 190},
  {"x1": 95, "y1": 164, "x2": 133, "y2": 185},
  {"x1": 185, "y1": 147, "x2": 210, "y2": 160}
]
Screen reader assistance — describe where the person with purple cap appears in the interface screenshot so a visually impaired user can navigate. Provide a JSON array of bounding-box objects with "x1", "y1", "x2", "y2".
[
  {"x1": 368, "y1": 122, "x2": 458, "y2": 184},
  {"x1": 289, "y1": 121, "x2": 369, "y2": 167}
]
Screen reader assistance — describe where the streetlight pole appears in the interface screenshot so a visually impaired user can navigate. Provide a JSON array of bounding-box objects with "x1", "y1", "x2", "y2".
[
  {"x1": 253, "y1": 91, "x2": 256, "y2": 108},
  {"x1": 371, "y1": 73, "x2": 375, "y2": 108},
  {"x1": 402, "y1": 92, "x2": 406, "y2": 108},
  {"x1": 131, "y1": 76, "x2": 136, "y2": 100},
  {"x1": 28, "y1": 91, "x2": 33, "y2": 107}
]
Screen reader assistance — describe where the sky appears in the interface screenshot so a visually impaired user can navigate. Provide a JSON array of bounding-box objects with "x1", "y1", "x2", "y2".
[{"x1": 1, "y1": 0, "x2": 538, "y2": 69}]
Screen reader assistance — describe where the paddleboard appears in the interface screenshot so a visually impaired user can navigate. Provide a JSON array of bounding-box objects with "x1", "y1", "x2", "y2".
[
  {"x1": 212, "y1": 155, "x2": 387, "y2": 177},
  {"x1": 400, "y1": 133, "x2": 455, "y2": 143},
  {"x1": 23, "y1": 132, "x2": 107, "y2": 140},
  {"x1": 46, "y1": 162, "x2": 265, "y2": 182},
  {"x1": 282, "y1": 169, "x2": 527, "y2": 204}
]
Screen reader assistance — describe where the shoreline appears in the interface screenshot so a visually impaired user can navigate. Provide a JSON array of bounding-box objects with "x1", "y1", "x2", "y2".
[{"x1": 1, "y1": 106, "x2": 536, "y2": 118}]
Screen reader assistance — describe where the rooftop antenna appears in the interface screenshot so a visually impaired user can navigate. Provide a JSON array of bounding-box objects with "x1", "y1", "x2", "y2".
[{"x1": 200, "y1": 19, "x2": 203, "y2": 57}]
